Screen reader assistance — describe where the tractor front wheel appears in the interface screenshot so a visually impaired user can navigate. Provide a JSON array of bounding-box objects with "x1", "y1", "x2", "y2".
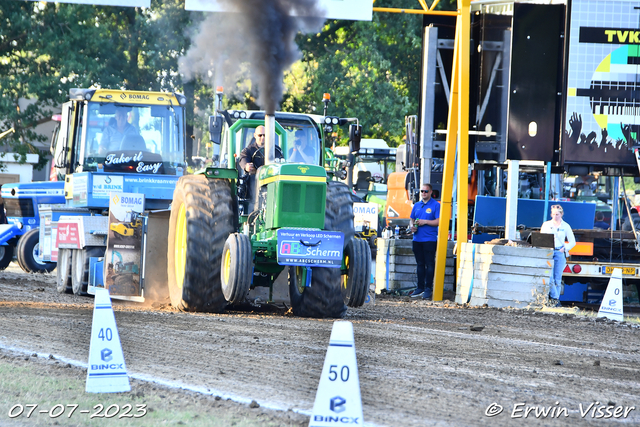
[
  {"x1": 342, "y1": 238, "x2": 371, "y2": 307},
  {"x1": 221, "y1": 233, "x2": 252, "y2": 304},
  {"x1": 167, "y1": 175, "x2": 234, "y2": 312},
  {"x1": 17, "y1": 228, "x2": 55, "y2": 273}
]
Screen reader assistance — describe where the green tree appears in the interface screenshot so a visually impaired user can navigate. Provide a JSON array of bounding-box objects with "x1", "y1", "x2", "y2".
[{"x1": 0, "y1": 1, "x2": 195, "y2": 170}]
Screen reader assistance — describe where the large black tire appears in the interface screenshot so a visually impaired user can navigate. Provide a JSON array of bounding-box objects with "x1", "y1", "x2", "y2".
[
  {"x1": 289, "y1": 181, "x2": 353, "y2": 318},
  {"x1": 56, "y1": 249, "x2": 72, "y2": 294},
  {"x1": 16, "y1": 228, "x2": 56, "y2": 273},
  {"x1": 72, "y1": 247, "x2": 105, "y2": 296},
  {"x1": 221, "y1": 233, "x2": 252, "y2": 304},
  {"x1": 342, "y1": 238, "x2": 371, "y2": 308},
  {"x1": 0, "y1": 244, "x2": 14, "y2": 270},
  {"x1": 167, "y1": 175, "x2": 234, "y2": 312}
]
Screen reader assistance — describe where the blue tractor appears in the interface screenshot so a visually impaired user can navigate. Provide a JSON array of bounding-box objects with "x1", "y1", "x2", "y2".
[{"x1": 0, "y1": 181, "x2": 65, "y2": 272}]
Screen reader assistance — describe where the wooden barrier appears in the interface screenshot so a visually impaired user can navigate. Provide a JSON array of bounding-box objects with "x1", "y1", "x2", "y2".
[{"x1": 455, "y1": 242, "x2": 553, "y2": 308}]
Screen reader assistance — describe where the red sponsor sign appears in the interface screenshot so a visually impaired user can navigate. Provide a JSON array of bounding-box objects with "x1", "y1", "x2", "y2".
[{"x1": 56, "y1": 222, "x2": 81, "y2": 249}]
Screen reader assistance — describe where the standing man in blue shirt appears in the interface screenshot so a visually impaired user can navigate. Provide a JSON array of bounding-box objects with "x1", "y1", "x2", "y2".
[{"x1": 409, "y1": 183, "x2": 440, "y2": 300}]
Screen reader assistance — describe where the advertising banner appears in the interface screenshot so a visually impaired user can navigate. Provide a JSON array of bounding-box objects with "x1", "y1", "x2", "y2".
[
  {"x1": 185, "y1": 0, "x2": 373, "y2": 21},
  {"x1": 104, "y1": 193, "x2": 145, "y2": 297},
  {"x1": 56, "y1": 216, "x2": 84, "y2": 250},
  {"x1": 353, "y1": 202, "x2": 378, "y2": 232},
  {"x1": 564, "y1": 0, "x2": 640, "y2": 166},
  {"x1": 92, "y1": 175, "x2": 124, "y2": 199},
  {"x1": 276, "y1": 229, "x2": 344, "y2": 267}
]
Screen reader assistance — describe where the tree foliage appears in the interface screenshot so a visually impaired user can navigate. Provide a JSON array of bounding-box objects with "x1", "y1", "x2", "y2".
[
  {"x1": 0, "y1": 0, "x2": 194, "y2": 169},
  {"x1": 0, "y1": 0, "x2": 458, "y2": 165}
]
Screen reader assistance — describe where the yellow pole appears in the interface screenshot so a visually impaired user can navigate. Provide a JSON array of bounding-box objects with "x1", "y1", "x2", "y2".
[
  {"x1": 433, "y1": 7, "x2": 461, "y2": 302},
  {"x1": 456, "y1": 0, "x2": 470, "y2": 247}
]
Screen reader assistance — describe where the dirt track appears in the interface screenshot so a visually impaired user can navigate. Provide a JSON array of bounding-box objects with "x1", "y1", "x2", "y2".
[{"x1": 1, "y1": 266, "x2": 639, "y2": 426}]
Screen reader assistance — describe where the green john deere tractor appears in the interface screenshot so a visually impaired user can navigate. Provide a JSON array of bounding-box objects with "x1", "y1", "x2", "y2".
[{"x1": 166, "y1": 109, "x2": 370, "y2": 318}]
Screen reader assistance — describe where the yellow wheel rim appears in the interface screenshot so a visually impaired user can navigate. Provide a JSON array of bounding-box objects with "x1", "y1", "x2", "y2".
[
  {"x1": 342, "y1": 254, "x2": 350, "y2": 290},
  {"x1": 175, "y1": 203, "x2": 187, "y2": 290},
  {"x1": 223, "y1": 248, "x2": 231, "y2": 285}
]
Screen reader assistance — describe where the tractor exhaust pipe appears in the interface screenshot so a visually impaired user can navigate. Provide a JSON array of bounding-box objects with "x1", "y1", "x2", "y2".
[{"x1": 265, "y1": 114, "x2": 276, "y2": 165}]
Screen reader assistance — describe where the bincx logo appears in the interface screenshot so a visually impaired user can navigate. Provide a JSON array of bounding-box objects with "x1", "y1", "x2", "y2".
[
  {"x1": 112, "y1": 194, "x2": 120, "y2": 205},
  {"x1": 101, "y1": 348, "x2": 113, "y2": 362},
  {"x1": 330, "y1": 396, "x2": 346, "y2": 413},
  {"x1": 120, "y1": 93, "x2": 127, "y2": 100}
]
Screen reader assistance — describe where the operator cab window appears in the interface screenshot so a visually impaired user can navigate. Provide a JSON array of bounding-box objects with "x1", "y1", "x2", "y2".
[{"x1": 82, "y1": 102, "x2": 186, "y2": 175}]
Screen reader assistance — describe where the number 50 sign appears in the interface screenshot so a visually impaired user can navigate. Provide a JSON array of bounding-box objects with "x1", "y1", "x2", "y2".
[{"x1": 310, "y1": 321, "x2": 364, "y2": 426}]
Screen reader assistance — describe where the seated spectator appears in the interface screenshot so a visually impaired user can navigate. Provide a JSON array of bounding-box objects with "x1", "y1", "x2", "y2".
[{"x1": 593, "y1": 211, "x2": 609, "y2": 230}]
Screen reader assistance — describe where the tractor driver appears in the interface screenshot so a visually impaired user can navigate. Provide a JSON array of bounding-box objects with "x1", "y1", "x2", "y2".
[
  {"x1": 238, "y1": 125, "x2": 283, "y2": 175},
  {"x1": 99, "y1": 107, "x2": 139, "y2": 155}
]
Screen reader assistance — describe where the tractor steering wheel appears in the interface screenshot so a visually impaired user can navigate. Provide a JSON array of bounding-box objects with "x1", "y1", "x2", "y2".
[{"x1": 251, "y1": 145, "x2": 283, "y2": 166}]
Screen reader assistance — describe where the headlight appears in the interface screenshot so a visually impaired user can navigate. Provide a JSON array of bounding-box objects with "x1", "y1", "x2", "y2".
[
  {"x1": 390, "y1": 149, "x2": 397, "y2": 155},
  {"x1": 332, "y1": 117, "x2": 339, "y2": 125},
  {"x1": 233, "y1": 111, "x2": 240, "y2": 118},
  {"x1": 239, "y1": 111, "x2": 247, "y2": 119},
  {"x1": 367, "y1": 148, "x2": 374, "y2": 154}
]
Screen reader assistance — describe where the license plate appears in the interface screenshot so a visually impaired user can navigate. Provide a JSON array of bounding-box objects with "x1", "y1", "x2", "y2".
[{"x1": 604, "y1": 266, "x2": 636, "y2": 275}]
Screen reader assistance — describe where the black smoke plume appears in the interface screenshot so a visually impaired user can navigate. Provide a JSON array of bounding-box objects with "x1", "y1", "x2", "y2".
[{"x1": 180, "y1": 0, "x2": 325, "y2": 114}]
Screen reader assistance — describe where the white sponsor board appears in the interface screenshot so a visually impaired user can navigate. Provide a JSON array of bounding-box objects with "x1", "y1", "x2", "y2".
[
  {"x1": 93, "y1": 175, "x2": 124, "y2": 199},
  {"x1": 353, "y1": 202, "x2": 378, "y2": 232},
  {"x1": 36, "y1": 0, "x2": 149, "y2": 6},
  {"x1": 185, "y1": 0, "x2": 373, "y2": 21}
]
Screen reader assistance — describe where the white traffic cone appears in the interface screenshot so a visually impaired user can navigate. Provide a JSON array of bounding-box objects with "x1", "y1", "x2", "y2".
[
  {"x1": 309, "y1": 321, "x2": 363, "y2": 427},
  {"x1": 85, "y1": 288, "x2": 130, "y2": 393},
  {"x1": 597, "y1": 268, "x2": 624, "y2": 322}
]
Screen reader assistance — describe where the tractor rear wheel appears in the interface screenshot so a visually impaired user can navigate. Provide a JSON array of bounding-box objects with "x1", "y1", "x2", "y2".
[
  {"x1": 221, "y1": 233, "x2": 252, "y2": 304},
  {"x1": 288, "y1": 181, "x2": 352, "y2": 318},
  {"x1": 17, "y1": 228, "x2": 56, "y2": 273},
  {"x1": 168, "y1": 175, "x2": 234, "y2": 312},
  {"x1": 56, "y1": 249, "x2": 72, "y2": 294},
  {"x1": 342, "y1": 237, "x2": 371, "y2": 307},
  {"x1": 72, "y1": 247, "x2": 104, "y2": 296},
  {"x1": 0, "y1": 244, "x2": 14, "y2": 271}
]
